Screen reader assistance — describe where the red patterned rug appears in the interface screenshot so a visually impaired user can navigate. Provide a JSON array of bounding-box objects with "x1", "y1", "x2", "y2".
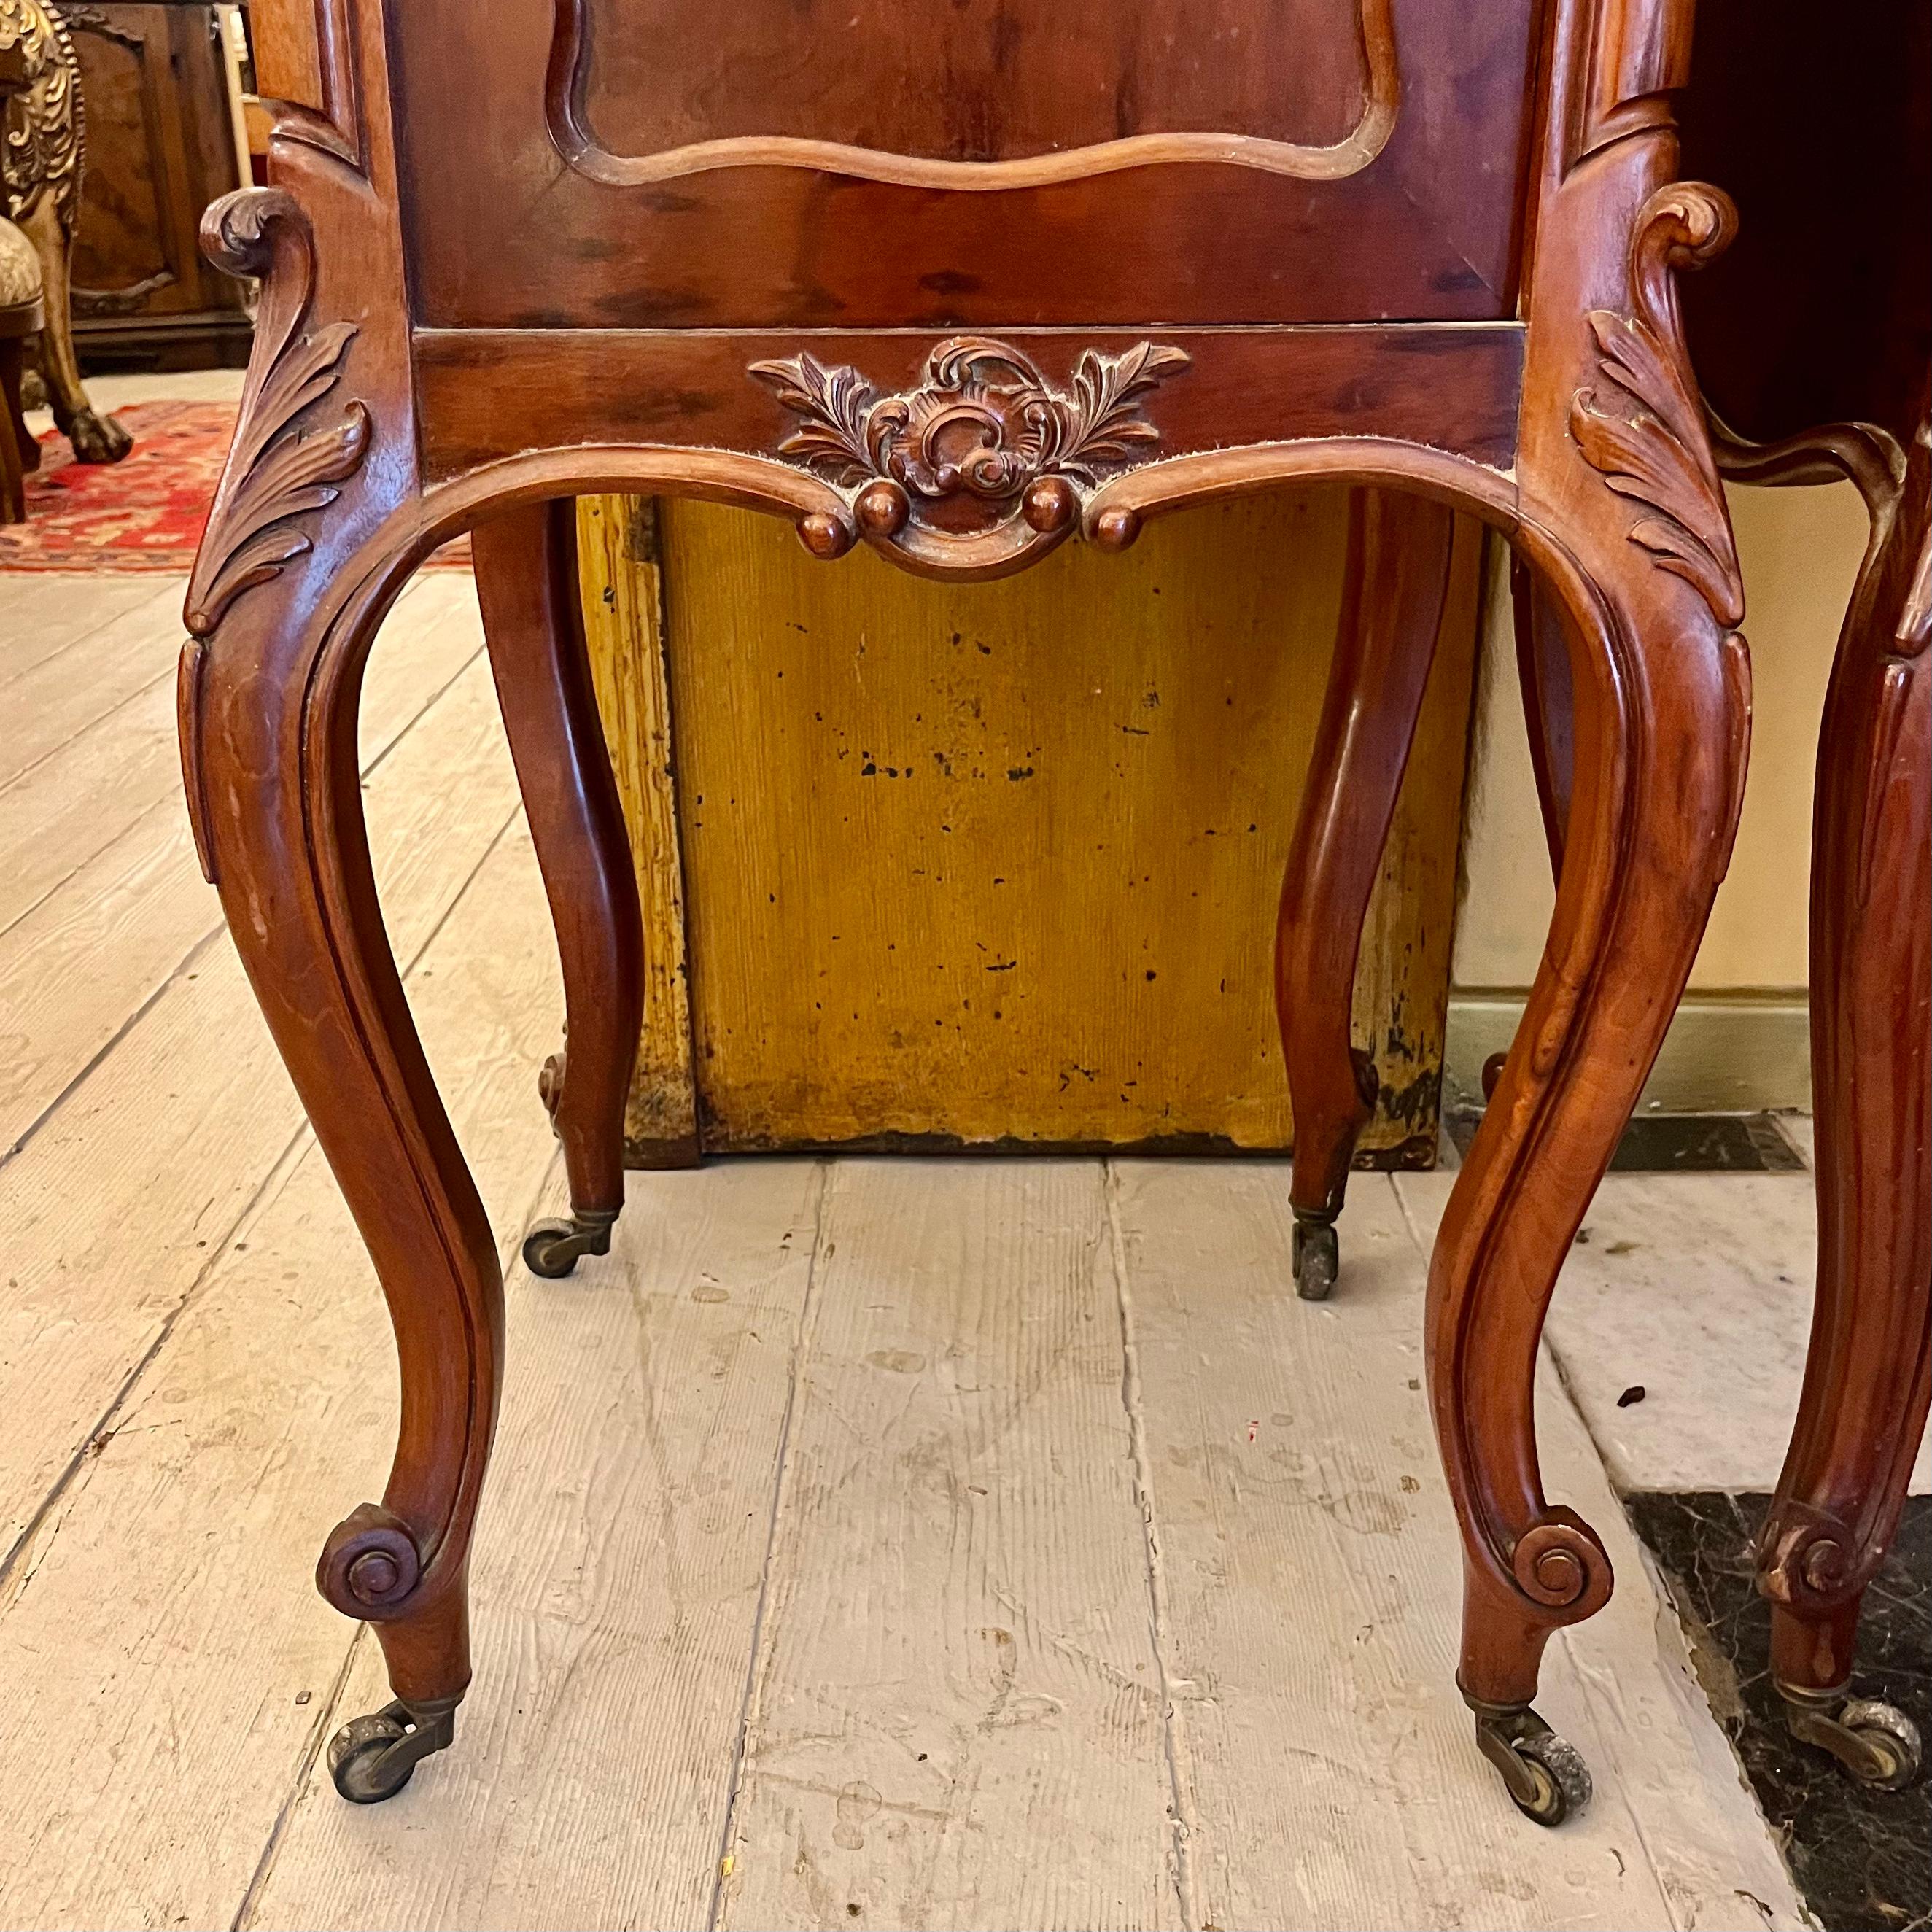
[{"x1": 0, "y1": 400, "x2": 469, "y2": 572}]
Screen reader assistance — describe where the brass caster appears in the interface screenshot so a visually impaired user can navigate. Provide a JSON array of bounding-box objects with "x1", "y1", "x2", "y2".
[
  {"x1": 1470, "y1": 1702, "x2": 1593, "y2": 1826},
  {"x1": 327, "y1": 1698, "x2": 456, "y2": 1804},
  {"x1": 1781, "y1": 1683, "x2": 1922, "y2": 1791},
  {"x1": 1292, "y1": 1215, "x2": 1338, "y2": 1301},
  {"x1": 521, "y1": 1207, "x2": 618, "y2": 1279}
]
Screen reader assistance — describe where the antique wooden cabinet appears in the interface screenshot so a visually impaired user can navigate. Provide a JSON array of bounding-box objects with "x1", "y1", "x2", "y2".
[
  {"x1": 62, "y1": 0, "x2": 249, "y2": 365},
  {"x1": 177, "y1": 0, "x2": 1923, "y2": 1826}
]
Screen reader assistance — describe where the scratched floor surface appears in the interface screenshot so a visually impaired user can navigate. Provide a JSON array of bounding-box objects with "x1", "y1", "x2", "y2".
[{"x1": 0, "y1": 394, "x2": 1811, "y2": 1931}]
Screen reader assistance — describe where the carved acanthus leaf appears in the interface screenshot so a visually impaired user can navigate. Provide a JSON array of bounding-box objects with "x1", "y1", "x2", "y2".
[
  {"x1": 1570, "y1": 182, "x2": 1745, "y2": 630},
  {"x1": 748, "y1": 352, "x2": 879, "y2": 486},
  {"x1": 1057, "y1": 342, "x2": 1195, "y2": 480},
  {"x1": 187, "y1": 190, "x2": 371, "y2": 635}
]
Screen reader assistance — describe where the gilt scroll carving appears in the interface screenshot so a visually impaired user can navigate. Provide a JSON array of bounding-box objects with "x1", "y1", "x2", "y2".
[
  {"x1": 186, "y1": 189, "x2": 370, "y2": 635},
  {"x1": 750, "y1": 335, "x2": 1189, "y2": 575},
  {"x1": 1570, "y1": 182, "x2": 1745, "y2": 629}
]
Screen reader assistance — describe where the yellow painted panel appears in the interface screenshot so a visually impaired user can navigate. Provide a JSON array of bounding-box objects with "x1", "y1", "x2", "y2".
[
  {"x1": 624, "y1": 492, "x2": 1483, "y2": 1156},
  {"x1": 575, "y1": 496, "x2": 699, "y2": 1163}
]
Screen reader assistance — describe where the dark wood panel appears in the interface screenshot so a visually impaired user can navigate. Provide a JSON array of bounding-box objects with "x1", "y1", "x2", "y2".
[
  {"x1": 66, "y1": 2, "x2": 249, "y2": 365},
  {"x1": 411, "y1": 325, "x2": 1526, "y2": 481},
  {"x1": 568, "y1": 0, "x2": 1375, "y2": 164},
  {"x1": 387, "y1": 0, "x2": 1543, "y2": 330},
  {"x1": 1680, "y1": 0, "x2": 1931, "y2": 447}
]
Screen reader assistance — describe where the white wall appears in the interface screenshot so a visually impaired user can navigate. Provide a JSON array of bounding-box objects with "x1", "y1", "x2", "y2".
[{"x1": 1455, "y1": 478, "x2": 1874, "y2": 993}]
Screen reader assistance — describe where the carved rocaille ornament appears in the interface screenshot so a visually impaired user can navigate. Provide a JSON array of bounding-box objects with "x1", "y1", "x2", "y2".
[
  {"x1": 1571, "y1": 182, "x2": 1745, "y2": 631},
  {"x1": 750, "y1": 335, "x2": 1188, "y2": 568},
  {"x1": 186, "y1": 189, "x2": 371, "y2": 635}
]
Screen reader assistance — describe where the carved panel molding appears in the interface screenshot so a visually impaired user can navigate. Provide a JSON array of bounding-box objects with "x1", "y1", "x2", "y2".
[
  {"x1": 548, "y1": 0, "x2": 1398, "y2": 191},
  {"x1": 247, "y1": 0, "x2": 362, "y2": 166}
]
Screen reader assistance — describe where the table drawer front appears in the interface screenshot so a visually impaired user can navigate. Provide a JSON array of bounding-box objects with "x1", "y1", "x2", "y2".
[{"x1": 389, "y1": 0, "x2": 1542, "y2": 330}]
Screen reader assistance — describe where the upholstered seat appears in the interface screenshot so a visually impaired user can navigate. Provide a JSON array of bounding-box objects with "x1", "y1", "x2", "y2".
[{"x1": 0, "y1": 214, "x2": 46, "y2": 331}]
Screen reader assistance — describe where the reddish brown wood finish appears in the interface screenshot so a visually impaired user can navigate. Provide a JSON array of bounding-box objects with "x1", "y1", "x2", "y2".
[
  {"x1": 184, "y1": 0, "x2": 1757, "y2": 1815},
  {"x1": 1508, "y1": 1, "x2": 1931, "y2": 1776},
  {"x1": 388, "y1": 0, "x2": 1543, "y2": 331},
  {"x1": 1754, "y1": 411, "x2": 1931, "y2": 1712},
  {"x1": 1276, "y1": 488, "x2": 1454, "y2": 1295},
  {"x1": 473, "y1": 501, "x2": 644, "y2": 1229}
]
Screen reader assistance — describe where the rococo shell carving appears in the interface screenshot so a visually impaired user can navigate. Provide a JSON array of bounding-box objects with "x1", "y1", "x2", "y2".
[{"x1": 750, "y1": 336, "x2": 1189, "y2": 562}]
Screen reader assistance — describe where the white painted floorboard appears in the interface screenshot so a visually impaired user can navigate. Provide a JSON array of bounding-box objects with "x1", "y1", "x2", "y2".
[{"x1": 0, "y1": 565, "x2": 1817, "y2": 1929}]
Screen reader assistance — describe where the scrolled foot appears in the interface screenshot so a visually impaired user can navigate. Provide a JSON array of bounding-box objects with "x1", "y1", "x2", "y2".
[
  {"x1": 1292, "y1": 1214, "x2": 1339, "y2": 1302},
  {"x1": 1781, "y1": 1683, "x2": 1923, "y2": 1791},
  {"x1": 1470, "y1": 1700, "x2": 1593, "y2": 1826},
  {"x1": 327, "y1": 1697, "x2": 457, "y2": 1804},
  {"x1": 521, "y1": 1207, "x2": 619, "y2": 1279},
  {"x1": 58, "y1": 407, "x2": 133, "y2": 465},
  {"x1": 538, "y1": 1050, "x2": 565, "y2": 1123}
]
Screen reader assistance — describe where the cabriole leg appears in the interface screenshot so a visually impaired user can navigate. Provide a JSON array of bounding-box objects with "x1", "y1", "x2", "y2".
[
  {"x1": 1434, "y1": 516, "x2": 1750, "y2": 1823},
  {"x1": 1757, "y1": 414, "x2": 1931, "y2": 1791},
  {"x1": 473, "y1": 501, "x2": 645, "y2": 1281},
  {"x1": 1277, "y1": 488, "x2": 1455, "y2": 1298},
  {"x1": 1428, "y1": 174, "x2": 1758, "y2": 1823},
  {"x1": 183, "y1": 535, "x2": 503, "y2": 1804}
]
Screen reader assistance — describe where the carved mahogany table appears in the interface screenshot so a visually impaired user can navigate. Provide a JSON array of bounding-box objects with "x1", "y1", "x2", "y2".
[{"x1": 182, "y1": 0, "x2": 1770, "y2": 1819}]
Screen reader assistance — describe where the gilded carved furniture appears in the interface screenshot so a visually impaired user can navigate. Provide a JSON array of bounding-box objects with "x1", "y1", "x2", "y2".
[
  {"x1": 185, "y1": 0, "x2": 1764, "y2": 1819},
  {"x1": 0, "y1": 0, "x2": 131, "y2": 459},
  {"x1": 0, "y1": 214, "x2": 42, "y2": 519}
]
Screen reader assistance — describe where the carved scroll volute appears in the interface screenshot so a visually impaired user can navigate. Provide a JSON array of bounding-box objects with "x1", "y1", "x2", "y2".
[
  {"x1": 185, "y1": 188, "x2": 371, "y2": 637},
  {"x1": 1570, "y1": 182, "x2": 1745, "y2": 630},
  {"x1": 750, "y1": 335, "x2": 1190, "y2": 577}
]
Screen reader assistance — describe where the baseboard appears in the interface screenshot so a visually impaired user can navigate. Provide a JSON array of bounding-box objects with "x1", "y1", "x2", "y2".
[{"x1": 1446, "y1": 991, "x2": 1812, "y2": 1114}]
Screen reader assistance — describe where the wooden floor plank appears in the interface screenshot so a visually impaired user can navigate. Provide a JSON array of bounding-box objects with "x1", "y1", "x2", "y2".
[
  {"x1": 0, "y1": 574, "x2": 181, "y2": 687},
  {"x1": 1394, "y1": 1170, "x2": 1825, "y2": 1925},
  {"x1": 0, "y1": 823, "x2": 559, "y2": 1932},
  {"x1": 0, "y1": 594, "x2": 183, "y2": 794},
  {"x1": 245, "y1": 1158, "x2": 827, "y2": 1932},
  {"x1": 0, "y1": 620, "x2": 496, "y2": 1157},
  {"x1": 716, "y1": 1158, "x2": 1182, "y2": 1932},
  {"x1": 0, "y1": 645, "x2": 520, "y2": 1554},
  {"x1": 1112, "y1": 1161, "x2": 1807, "y2": 1932},
  {"x1": 0, "y1": 575, "x2": 478, "y2": 944},
  {"x1": 0, "y1": 675, "x2": 179, "y2": 939}
]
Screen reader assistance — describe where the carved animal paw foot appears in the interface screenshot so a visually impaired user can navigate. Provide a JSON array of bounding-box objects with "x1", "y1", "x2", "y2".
[{"x1": 61, "y1": 408, "x2": 133, "y2": 464}]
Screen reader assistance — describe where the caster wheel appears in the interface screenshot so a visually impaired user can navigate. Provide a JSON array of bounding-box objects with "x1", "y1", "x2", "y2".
[
  {"x1": 327, "y1": 1699, "x2": 454, "y2": 1804},
  {"x1": 1784, "y1": 1686, "x2": 1923, "y2": 1791},
  {"x1": 521, "y1": 1210, "x2": 617, "y2": 1279},
  {"x1": 1836, "y1": 1701, "x2": 1923, "y2": 1791},
  {"x1": 1472, "y1": 1704, "x2": 1592, "y2": 1826},
  {"x1": 1292, "y1": 1217, "x2": 1338, "y2": 1302}
]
